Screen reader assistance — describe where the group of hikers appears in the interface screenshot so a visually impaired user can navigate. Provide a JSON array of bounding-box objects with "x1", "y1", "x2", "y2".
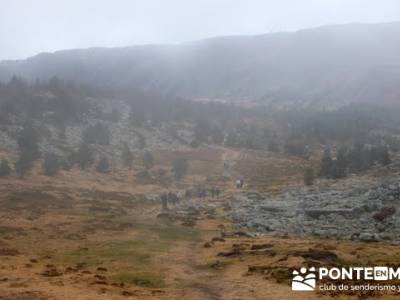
[
  {"x1": 195, "y1": 186, "x2": 221, "y2": 199},
  {"x1": 160, "y1": 191, "x2": 181, "y2": 210},
  {"x1": 236, "y1": 178, "x2": 245, "y2": 189},
  {"x1": 160, "y1": 178, "x2": 244, "y2": 210},
  {"x1": 210, "y1": 186, "x2": 221, "y2": 199},
  {"x1": 182, "y1": 186, "x2": 222, "y2": 199},
  {"x1": 160, "y1": 186, "x2": 222, "y2": 210}
]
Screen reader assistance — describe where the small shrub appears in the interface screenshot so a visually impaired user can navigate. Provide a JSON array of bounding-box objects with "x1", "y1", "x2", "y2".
[{"x1": 114, "y1": 272, "x2": 164, "y2": 288}]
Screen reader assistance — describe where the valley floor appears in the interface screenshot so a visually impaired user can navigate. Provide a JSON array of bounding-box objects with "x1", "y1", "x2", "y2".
[{"x1": 0, "y1": 147, "x2": 399, "y2": 300}]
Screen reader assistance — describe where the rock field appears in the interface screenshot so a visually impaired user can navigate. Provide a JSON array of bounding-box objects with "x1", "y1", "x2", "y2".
[{"x1": 228, "y1": 178, "x2": 400, "y2": 242}]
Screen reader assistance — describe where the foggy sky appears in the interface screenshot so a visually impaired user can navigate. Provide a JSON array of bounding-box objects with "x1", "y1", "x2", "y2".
[{"x1": 1, "y1": 0, "x2": 399, "y2": 60}]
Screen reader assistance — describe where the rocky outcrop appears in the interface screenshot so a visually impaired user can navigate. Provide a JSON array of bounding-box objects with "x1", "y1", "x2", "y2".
[{"x1": 228, "y1": 178, "x2": 400, "y2": 242}]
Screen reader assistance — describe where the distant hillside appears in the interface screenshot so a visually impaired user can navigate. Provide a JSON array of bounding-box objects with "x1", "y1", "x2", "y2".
[{"x1": 1, "y1": 22, "x2": 400, "y2": 108}]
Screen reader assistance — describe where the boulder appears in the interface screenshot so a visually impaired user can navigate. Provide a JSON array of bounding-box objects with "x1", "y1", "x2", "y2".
[{"x1": 359, "y1": 232, "x2": 378, "y2": 242}]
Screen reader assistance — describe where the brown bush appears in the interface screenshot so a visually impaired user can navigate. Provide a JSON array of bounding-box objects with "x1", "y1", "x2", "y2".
[{"x1": 373, "y1": 206, "x2": 396, "y2": 222}]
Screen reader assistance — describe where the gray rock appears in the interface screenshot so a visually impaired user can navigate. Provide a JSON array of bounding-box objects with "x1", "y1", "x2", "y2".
[
  {"x1": 228, "y1": 177, "x2": 400, "y2": 242},
  {"x1": 359, "y1": 232, "x2": 378, "y2": 242}
]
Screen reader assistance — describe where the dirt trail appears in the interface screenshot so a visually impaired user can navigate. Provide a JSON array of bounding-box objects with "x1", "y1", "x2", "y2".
[
  {"x1": 155, "y1": 217, "x2": 223, "y2": 300},
  {"x1": 160, "y1": 215, "x2": 334, "y2": 300},
  {"x1": 221, "y1": 148, "x2": 241, "y2": 178}
]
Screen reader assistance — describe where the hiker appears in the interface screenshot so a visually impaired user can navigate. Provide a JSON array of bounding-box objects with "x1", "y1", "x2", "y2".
[
  {"x1": 215, "y1": 187, "x2": 220, "y2": 199},
  {"x1": 177, "y1": 191, "x2": 183, "y2": 204},
  {"x1": 172, "y1": 192, "x2": 178, "y2": 205},
  {"x1": 200, "y1": 188, "x2": 204, "y2": 199},
  {"x1": 197, "y1": 186, "x2": 206, "y2": 199},
  {"x1": 218, "y1": 224, "x2": 226, "y2": 238},
  {"x1": 210, "y1": 186, "x2": 215, "y2": 199},
  {"x1": 236, "y1": 179, "x2": 241, "y2": 189},
  {"x1": 185, "y1": 189, "x2": 192, "y2": 199},
  {"x1": 197, "y1": 186, "x2": 202, "y2": 198},
  {"x1": 168, "y1": 192, "x2": 178, "y2": 205},
  {"x1": 169, "y1": 192, "x2": 174, "y2": 205},
  {"x1": 161, "y1": 193, "x2": 168, "y2": 211}
]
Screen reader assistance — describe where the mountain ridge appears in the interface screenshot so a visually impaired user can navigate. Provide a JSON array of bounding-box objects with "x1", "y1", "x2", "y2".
[{"x1": 1, "y1": 21, "x2": 400, "y2": 108}]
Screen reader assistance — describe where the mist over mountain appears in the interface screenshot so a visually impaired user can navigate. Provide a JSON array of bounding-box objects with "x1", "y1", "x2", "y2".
[{"x1": 1, "y1": 22, "x2": 400, "y2": 108}]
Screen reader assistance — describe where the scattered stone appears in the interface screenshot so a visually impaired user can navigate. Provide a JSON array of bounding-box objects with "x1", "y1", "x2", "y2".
[
  {"x1": 234, "y1": 231, "x2": 254, "y2": 238},
  {"x1": 359, "y1": 232, "x2": 378, "y2": 242},
  {"x1": 217, "y1": 247, "x2": 242, "y2": 257},
  {"x1": 0, "y1": 248, "x2": 20, "y2": 256},
  {"x1": 290, "y1": 248, "x2": 338, "y2": 264},
  {"x1": 121, "y1": 291, "x2": 133, "y2": 296},
  {"x1": 94, "y1": 274, "x2": 107, "y2": 281},
  {"x1": 211, "y1": 237, "x2": 225, "y2": 242},
  {"x1": 65, "y1": 267, "x2": 78, "y2": 273},
  {"x1": 203, "y1": 242, "x2": 212, "y2": 248},
  {"x1": 0, "y1": 291, "x2": 49, "y2": 300},
  {"x1": 232, "y1": 243, "x2": 248, "y2": 250},
  {"x1": 209, "y1": 260, "x2": 224, "y2": 270},
  {"x1": 75, "y1": 262, "x2": 87, "y2": 270},
  {"x1": 181, "y1": 218, "x2": 196, "y2": 227},
  {"x1": 41, "y1": 267, "x2": 63, "y2": 277},
  {"x1": 151, "y1": 290, "x2": 165, "y2": 295},
  {"x1": 156, "y1": 212, "x2": 170, "y2": 219},
  {"x1": 247, "y1": 265, "x2": 270, "y2": 274},
  {"x1": 250, "y1": 243, "x2": 273, "y2": 250}
]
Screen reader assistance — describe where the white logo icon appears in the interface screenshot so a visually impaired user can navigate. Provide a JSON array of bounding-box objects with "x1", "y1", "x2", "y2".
[{"x1": 292, "y1": 267, "x2": 316, "y2": 291}]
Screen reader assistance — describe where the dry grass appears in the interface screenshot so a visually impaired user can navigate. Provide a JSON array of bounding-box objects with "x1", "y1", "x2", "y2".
[{"x1": 1, "y1": 146, "x2": 399, "y2": 299}]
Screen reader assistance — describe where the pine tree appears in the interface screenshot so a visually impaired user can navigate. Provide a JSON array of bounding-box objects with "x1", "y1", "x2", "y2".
[
  {"x1": 82, "y1": 123, "x2": 111, "y2": 145},
  {"x1": 76, "y1": 143, "x2": 94, "y2": 170},
  {"x1": 143, "y1": 151, "x2": 154, "y2": 169},
  {"x1": 42, "y1": 152, "x2": 60, "y2": 176},
  {"x1": 379, "y1": 146, "x2": 391, "y2": 166},
  {"x1": 15, "y1": 152, "x2": 35, "y2": 178},
  {"x1": 96, "y1": 156, "x2": 111, "y2": 173},
  {"x1": 319, "y1": 148, "x2": 333, "y2": 178},
  {"x1": 0, "y1": 159, "x2": 11, "y2": 177},
  {"x1": 129, "y1": 109, "x2": 146, "y2": 127},
  {"x1": 348, "y1": 142, "x2": 367, "y2": 173},
  {"x1": 333, "y1": 147, "x2": 347, "y2": 178},
  {"x1": 15, "y1": 124, "x2": 41, "y2": 177},
  {"x1": 17, "y1": 125, "x2": 41, "y2": 160},
  {"x1": 137, "y1": 134, "x2": 146, "y2": 150},
  {"x1": 268, "y1": 139, "x2": 279, "y2": 152},
  {"x1": 225, "y1": 132, "x2": 238, "y2": 147},
  {"x1": 121, "y1": 143, "x2": 134, "y2": 168},
  {"x1": 172, "y1": 158, "x2": 188, "y2": 181}
]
